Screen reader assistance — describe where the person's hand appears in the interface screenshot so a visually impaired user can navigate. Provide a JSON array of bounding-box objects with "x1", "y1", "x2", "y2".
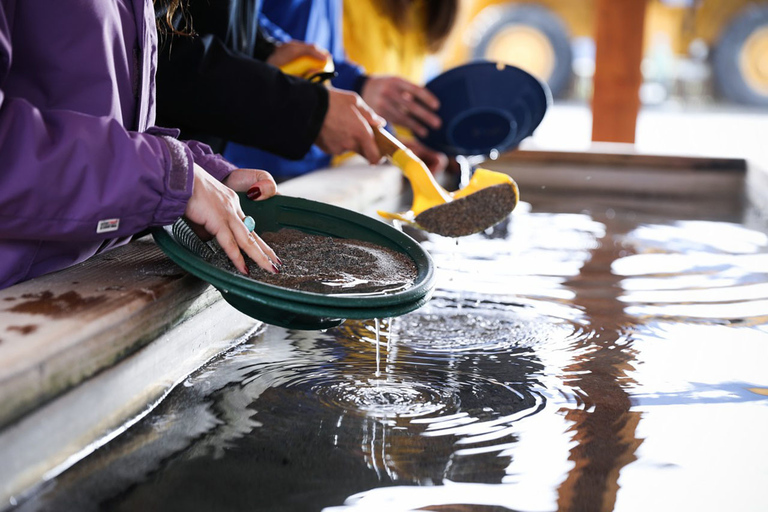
[
  {"x1": 315, "y1": 87, "x2": 385, "y2": 164},
  {"x1": 184, "y1": 164, "x2": 280, "y2": 275},
  {"x1": 361, "y1": 75, "x2": 441, "y2": 138},
  {"x1": 403, "y1": 138, "x2": 449, "y2": 175},
  {"x1": 223, "y1": 168, "x2": 278, "y2": 200},
  {"x1": 266, "y1": 40, "x2": 329, "y2": 69}
]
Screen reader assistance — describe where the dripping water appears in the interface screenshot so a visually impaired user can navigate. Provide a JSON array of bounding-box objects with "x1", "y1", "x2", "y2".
[{"x1": 374, "y1": 318, "x2": 381, "y2": 377}]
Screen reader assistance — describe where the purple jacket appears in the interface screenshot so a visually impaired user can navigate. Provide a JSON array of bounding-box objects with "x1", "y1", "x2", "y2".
[{"x1": 0, "y1": 0, "x2": 236, "y2": 289}]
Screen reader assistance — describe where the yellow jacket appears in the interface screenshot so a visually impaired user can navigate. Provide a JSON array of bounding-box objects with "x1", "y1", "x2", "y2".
[{"x1": 342, "y1": 0, "x2": 430, "y2": 85}]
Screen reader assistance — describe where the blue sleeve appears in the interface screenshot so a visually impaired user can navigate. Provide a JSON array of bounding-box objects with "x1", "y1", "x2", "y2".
[{"x1": 331, "y1": 59, "x2": 367, "y2": 94}]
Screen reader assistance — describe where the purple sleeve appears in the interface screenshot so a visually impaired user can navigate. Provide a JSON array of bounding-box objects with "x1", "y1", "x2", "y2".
[
  {"x1": 186, "y1": 139, "x2": 237, "y2": 182},
  {"x1": 146, "y1": 125, "x2": 237, "y2": 183},
  {"x1": 0, "y1": 94, "x2": 194, "y2": 242},
  {"x1": 146, "y1": 126, "x2": 237, "y2": 182}
]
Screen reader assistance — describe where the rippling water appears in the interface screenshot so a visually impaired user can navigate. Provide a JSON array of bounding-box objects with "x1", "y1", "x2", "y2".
[{"x1": 15, "y1": 194, "x2": 768, "y2": 512}]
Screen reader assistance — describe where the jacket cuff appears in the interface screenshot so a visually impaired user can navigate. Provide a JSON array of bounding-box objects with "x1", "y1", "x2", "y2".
[
  {"x1": 253, "y1": 25, "x2": 278, "y2": 60},
  {"x1": 185, "y1": 139, "x2": 237, "y2": 182},
  {"x1": 154, "y1": 135, "x2": 194, "y2": 225},
  {"x1": 353, "y1": 74, "x2": 369, "y2": 96},
  {"x1": 305, "y1": 85, "x2": 329, "y2": 152}
]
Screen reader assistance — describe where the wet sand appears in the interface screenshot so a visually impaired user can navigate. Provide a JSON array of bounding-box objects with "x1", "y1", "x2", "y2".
[{"x1": 211, "y1": 228, "x2": 418, "y2": 295}]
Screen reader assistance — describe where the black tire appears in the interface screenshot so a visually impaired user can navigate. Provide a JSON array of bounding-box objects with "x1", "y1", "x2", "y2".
[
  {"x1": 712, "y1": 5, "x2": 768, "y2": 106},
  {"x1": 471, "y1": 3, "x2": 573, "y2": 98}
]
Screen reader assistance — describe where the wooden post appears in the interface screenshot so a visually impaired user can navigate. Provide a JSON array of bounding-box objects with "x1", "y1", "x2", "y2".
[{"x1": 591, "y1": 0, "x2": 648, "y2": 143}]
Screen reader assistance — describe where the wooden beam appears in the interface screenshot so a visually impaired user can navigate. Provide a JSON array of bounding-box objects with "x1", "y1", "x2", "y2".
[{"x1": 591, "y1": 0, "x2": 647, "y2": 143}]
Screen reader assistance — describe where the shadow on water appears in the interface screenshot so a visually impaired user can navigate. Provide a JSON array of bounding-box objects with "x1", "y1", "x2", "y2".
[{"x1": 15, "y1": 304, "x2": 561, "y2": 512}]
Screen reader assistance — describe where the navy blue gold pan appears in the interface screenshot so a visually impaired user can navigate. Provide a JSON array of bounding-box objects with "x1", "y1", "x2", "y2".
[{"x1": 418, "y1": 61, "x2": 552, "y2": 157}]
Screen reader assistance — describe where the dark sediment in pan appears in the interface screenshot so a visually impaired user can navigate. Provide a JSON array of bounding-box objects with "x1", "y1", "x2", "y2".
[
  {"x1": 210, "y1": 228, "x2": 418, "y2": 295},
  {"x1": 414, "y1": 183, "x2": 519, "y2": 237}
]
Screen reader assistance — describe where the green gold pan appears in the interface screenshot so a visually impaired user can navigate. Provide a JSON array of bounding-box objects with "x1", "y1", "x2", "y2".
[{"x1": 152, "y1": 194, "x2": 436, "y2": 330}]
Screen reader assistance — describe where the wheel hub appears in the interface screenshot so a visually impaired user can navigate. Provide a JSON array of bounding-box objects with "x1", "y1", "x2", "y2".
[
  {"x1": 484, "y1": 24, "x2": 556, "y2": 83},
  {"x1": 740, "y1": 26, "x2": 768, "y2": 96}
]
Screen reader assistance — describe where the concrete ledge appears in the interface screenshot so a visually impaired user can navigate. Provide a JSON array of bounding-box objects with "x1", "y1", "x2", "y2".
[
  {"x1": 0, "y1": 239, "x2": 214, "y2": 429},
  {"x1": 0, "y1": 300, "x2": 261, "y2": 505},
  {"x1": 0, "y1": 163, "x2": 403, "y2": 506},
  {"x1": 278, "y1": 159, "x2": 403, "y2": 216}
]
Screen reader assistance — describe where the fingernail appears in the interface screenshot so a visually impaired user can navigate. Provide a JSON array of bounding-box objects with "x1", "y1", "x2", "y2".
[
  {"x1": 272, "y1": 263, "x2": 280, "y2": 274},
  {"x1": 247, "y1": 186, "x2": 262, "y2": 201},
  {"x1": 242, "y1": 266, "x2": 250, "y2": 276},
  {"x1": 275, "y1": 256, "x2": 283, "y2": 266}
]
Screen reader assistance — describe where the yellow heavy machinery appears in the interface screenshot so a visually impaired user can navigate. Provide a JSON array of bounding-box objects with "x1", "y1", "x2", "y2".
[{"x1": 442, "y1": 0, "x2": 768, "y2": 105}]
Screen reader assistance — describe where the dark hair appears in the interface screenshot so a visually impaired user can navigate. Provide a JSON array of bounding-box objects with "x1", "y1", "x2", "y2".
[
  {"x1": 376, "y1": 0, "x2": 459, "y2": 52},
  {"x1": 154, "y1": 0, "x2": 192, "y2": 35}
]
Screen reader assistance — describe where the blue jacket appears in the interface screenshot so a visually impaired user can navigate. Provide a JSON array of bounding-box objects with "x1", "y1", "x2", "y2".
[{"x1": 224, "y1": 0, "x2": 366, "y2": 178}]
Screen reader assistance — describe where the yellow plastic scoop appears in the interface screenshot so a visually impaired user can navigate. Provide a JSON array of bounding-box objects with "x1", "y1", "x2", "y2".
[
  {"x1": 374, "y1": 128, "x2": 519, "y2": 237},
  {"x1": 279, "y1": 54, "x2": 336, "y2": 83}
]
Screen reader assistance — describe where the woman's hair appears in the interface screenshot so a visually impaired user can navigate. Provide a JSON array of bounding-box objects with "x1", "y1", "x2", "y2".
[
  {"x1": 154, "y1": 0, "x2": 192, "y2": 35},
  {"x1": 376, "y1": 0, "x2": 459, "y2": 52},
  {"x1": 153, "y1": 0, "x2": 256, "y2": 52}
]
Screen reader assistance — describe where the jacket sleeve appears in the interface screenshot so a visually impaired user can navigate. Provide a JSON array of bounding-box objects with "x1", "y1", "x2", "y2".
[
  {"x1": 156, "y1": 32, "x2": 329, "y2": 160},
  {"x1": 0, "y1": 92, "x2": 194, "y2": 242},
  {"x1": 186, "y1": 138, "x2": 237, "y2": 181},
  {"x1": 146, "y1": 125, "x2": 237, "y2": 183},
  {"x1": 332, "y1": 59, "x2": 367, "y2": 94},
  {"x1": 0, "y1": 0, "x2": 190, "y2": 242}
]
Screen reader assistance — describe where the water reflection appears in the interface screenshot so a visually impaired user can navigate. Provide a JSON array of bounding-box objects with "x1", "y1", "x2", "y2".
[
  {"x1": 614, "y1": 221, "x2": 768, "y2": 321},
  {"x1": 555, "y1": 214, "x2": 641, "y2": 512},
  {"x1": 13, "y1": 196, "x2": 768, "y2": 512}
]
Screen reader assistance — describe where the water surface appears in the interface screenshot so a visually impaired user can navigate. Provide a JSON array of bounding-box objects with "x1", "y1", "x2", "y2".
[{"x1": 15, "y1": 192, "x2": 768, "y2": 512}]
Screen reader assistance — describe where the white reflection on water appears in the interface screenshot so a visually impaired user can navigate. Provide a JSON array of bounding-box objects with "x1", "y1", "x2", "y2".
[
  {"x1": 326, "y1": 479, "x2": 561, "y2": 512},
  {"x1": 614, "y1": 253, "x2": 768, "y2": 277},
  {"x1": 616, "y1": 403, "x2": 768, "y2": 512},
  {"x1": 621, "y1": 221, "x2": 768, "y2": 254},
  {"x1": 425, "y1": 207, "x2": 605, "y2": 302},
  {"x1": 623, "y1": 299, "x2": 768, "y2": 319},
  {"x1": 614, "y1": 220, "x2": 768, "y2": 320},
  {"x1": 627, "y1": 322, "x2": 768, "y2": 401}
]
